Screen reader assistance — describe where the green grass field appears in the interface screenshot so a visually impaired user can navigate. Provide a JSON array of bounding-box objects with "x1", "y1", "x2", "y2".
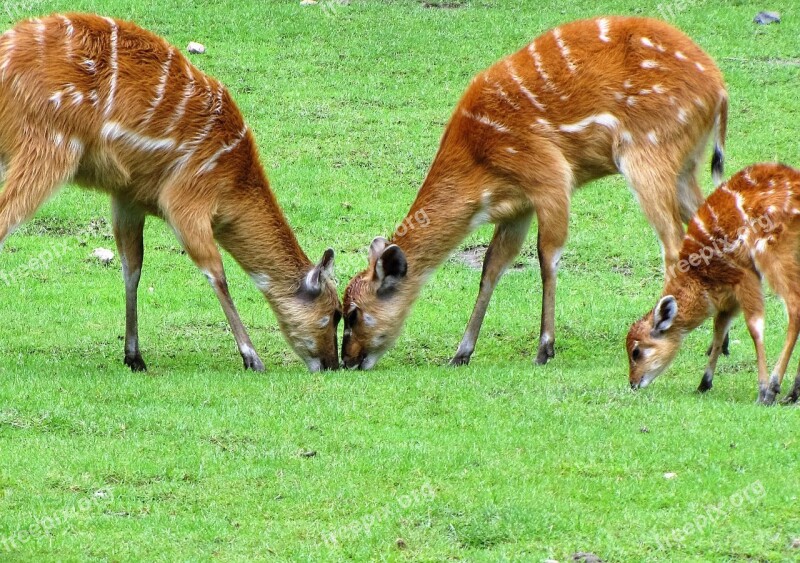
[{"x1": 1, "y1": 0, "x2": 799, "y2": 560}]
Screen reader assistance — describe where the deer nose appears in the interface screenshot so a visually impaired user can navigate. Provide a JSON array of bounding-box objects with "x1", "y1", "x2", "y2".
[
  {"x1": 630, "y1": 382, "x2": 640, "y2": 390},
  {"x1": 321, "y1": 356, "x2": 339, "y2": 371}
]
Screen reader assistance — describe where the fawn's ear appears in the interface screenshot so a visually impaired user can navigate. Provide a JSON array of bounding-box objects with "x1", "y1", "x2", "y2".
[
  {"x1": 373, "y1": 244, "x2": 407, "y2": 296},
  {"x1": 651, "y1": 295, "x2": 677, "y2": 336},
  {"x1": 303, "y1": 248, "x2": 335, "y2": 296}
]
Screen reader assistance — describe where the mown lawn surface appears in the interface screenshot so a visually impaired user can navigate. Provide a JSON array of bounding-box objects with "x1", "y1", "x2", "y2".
[{"x1": 1, "y1": 0, "x2": 799, "y2": 560}]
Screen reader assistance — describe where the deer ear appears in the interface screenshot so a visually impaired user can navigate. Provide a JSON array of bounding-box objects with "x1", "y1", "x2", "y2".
[
  {"x1": 652, "y1": 295, "x2": 677, "y2": 336},
  {"x1": 374, "y1": 244, "x2": 407, "y2": 295},
  {"x1": 346, "y1": 304, "x2": 360, "y2": 327},
  {"x1": 368, "y1": 236, "x2": 390, "y2": 268},
  {"x1": 303, "y1": 248, "x2": 335, "y2": 296}
]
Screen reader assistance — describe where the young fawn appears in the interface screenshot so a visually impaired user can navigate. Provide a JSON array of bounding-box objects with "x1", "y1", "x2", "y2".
[
  {"x1": 627, "y1": 163, "x2": 800, "y2": 405},
  {"x1": 0, "y1": 14, "x2": 342, "y2": 372},
  {"x1": 342, "y1": 16, "x2": 728, "y2": 370}
]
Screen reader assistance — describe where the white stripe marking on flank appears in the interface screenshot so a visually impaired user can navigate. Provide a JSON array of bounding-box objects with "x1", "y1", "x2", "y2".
[
  {"x1": 101, "y1": 122, "x2": 176, "y2": 152},
  {"x1": 144, "y1": 48, "x2": 174, "y2": 123},
  {"x1": 461, "y1": 109, "x2": 510, "y2": 133},
  {"x1": 103, "y1": 17, "x2": 118, "y2": 118},
  {"x1": 506, "y1": 61, "x2": 545, "y2": 111},
  {"x1": 552, "y1": 28, "x2": 577, "y2": 73},
  {"x1": 559, "y1": 113, "x2": 619, "y2": 133},
  {"x1": 197, "y1": 126, "x2": 248, "y2": 174}
]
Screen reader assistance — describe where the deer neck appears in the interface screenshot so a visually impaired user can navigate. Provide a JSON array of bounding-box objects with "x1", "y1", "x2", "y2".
[
  {"x1": 218, "y1": 153, "x2": 312, "y2": 299},
  {"x1": 388, "y1": 150, "x2": 485, "y2": 286},
  {"x1": 664, "y1": 274, "x2": 712, "y2": 333}
]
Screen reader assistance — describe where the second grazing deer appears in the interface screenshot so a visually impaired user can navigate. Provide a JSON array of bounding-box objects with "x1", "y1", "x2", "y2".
[
  {"x1": 0, "y1": 13, "x2": 342, "y2": 372},
  {"x1": 342, "y1": 16, "x2": 728, "y2": 370},
  {"x1": 628, "y1": 163, "x2": 800, "y2": 405}
]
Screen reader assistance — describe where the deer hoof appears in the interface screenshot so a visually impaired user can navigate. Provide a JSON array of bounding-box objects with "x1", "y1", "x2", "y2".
[
  {"x1": 534, "y1": 341, "x2": 555, "y2": 365},
  {"x1": 449, "y1": 354, "x2": 471, "y2": 367},
  {"x1": 124, "y1": 355, "x2": 147, "y2": 372}
]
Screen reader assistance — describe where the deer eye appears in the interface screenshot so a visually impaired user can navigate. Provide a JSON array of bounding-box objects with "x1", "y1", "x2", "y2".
[
  {"x1": 333, "y1": 310, "x2": 342, "y2": 326},
  {"x1": 632, "y1": 347, "x2": 642, "y2": 362}
]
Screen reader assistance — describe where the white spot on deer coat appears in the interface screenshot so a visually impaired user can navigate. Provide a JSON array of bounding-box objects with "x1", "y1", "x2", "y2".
[
  {"x1": 641, "y1": 60, "x2": 659, "y2": 69},
  {"x1": 597, "y1": 18, "x2": 611, "y2": 42},
  {"x1": 49, "y1": 91, "x2": 63, "y2": 107},
  {"x1": 647, "y1": 131, "x2": 658, "y2": 145}
]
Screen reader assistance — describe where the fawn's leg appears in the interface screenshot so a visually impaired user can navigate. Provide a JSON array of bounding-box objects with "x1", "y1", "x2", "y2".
[
  {"x1": 698, "y1": 309, "x2": 737, "y2": 392},
  {"x1": 732, "y1": 271, "x2": 771, "y2": 404}
]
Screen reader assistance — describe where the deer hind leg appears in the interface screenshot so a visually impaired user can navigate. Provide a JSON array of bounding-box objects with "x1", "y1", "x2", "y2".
[
  {"x1": 732, "y1": 270, "x2": 771, "y2": 404},
  {"x1": 163, "y1": 195, "x2": 265, "y2": 372},
  {"x1": 0, "y1": 138, "x2": 82, "y2": 247},
  {"x1": 112, "y1": 198, "x2": 147, "y2": 372},
  {"x1": 764, "y1": 302, "x2": 800, "y2": 404},
  {"x1": 760, "y1": 259, "x2": 800, "y2": 404},
  {"x1": 677, "y1": 155, "x2": 705, "y2": 224},
  {"x1": 450, "y1": 214, "x2": 533, "y2": 366},
  {"x1": 534, "y1": 192, "x2": 569, "y2": 365}
]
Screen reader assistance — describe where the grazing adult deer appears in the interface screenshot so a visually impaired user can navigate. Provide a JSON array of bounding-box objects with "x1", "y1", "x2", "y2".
[
  {"x1": 342, "y1": 16, "x2": 728, "y2": 370},
  {"x1": 0, "y1": 14, "x2": 342, "y2": 372},
  {"x1": 627, "y1": 163, "x2": 800, "y2": 405}
]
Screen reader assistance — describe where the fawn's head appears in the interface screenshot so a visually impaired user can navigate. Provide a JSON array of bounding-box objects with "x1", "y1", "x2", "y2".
[
  {"x1": 276, "y1": 249, "x2": 342, "y2": 372},
  {"x1": 341, "y1": 237, "x2": 410, "y2": 370},
  {"x1": 627, "y1": 295, "x2": 684, "y2": 389}
]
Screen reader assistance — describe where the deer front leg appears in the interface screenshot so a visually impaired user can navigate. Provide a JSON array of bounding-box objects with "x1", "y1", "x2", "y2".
[
  {"x1": 535, "y1": 197, "x2": 569, "y2": 365},
  {"x1": 168, "y1": 212, "x2": 265, "y2": 372},
  {"x1": 451, "y1": 215, "x2": 532, "y2": 366},
  {"x1": 698, "y1": 309, "x2": 737, "y2": 392},
  {"x1": 112, "y1": 198, "x2": 147, "y2": 372}
]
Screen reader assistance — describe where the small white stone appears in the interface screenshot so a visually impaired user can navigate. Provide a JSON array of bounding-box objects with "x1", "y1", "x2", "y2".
[
  {"x1": 300, "y1": 0, "x2": 318, "y2": 4},
  {"x1": 663, "y1": 472, "x2": 678, "y2": 480},
  {"x1": 187, "y1": 41, "x2": 206, "y2": 54},
  {"x1": 92, "y1": 248, "x2": 114, "y2": 265}
]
